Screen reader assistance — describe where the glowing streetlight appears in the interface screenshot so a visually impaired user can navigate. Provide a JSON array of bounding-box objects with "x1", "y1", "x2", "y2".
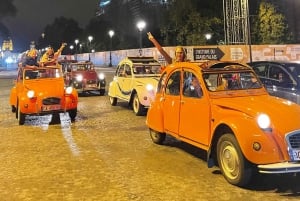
[
  {"x1": 74, "y1": 39, "x2": 79, "y2": 53},
  {"x1": 108, "y1": 30, "x2": 114, "y2": 67},
  {"x1": 205, "y1": 33, "x2": 212, "y2": 40},
  {"x1": 88, "y1": 35, "x2": 93, "y2": 53},
  {"x1": 136, "y1": 20, "x2": 146, "y2": 55}
]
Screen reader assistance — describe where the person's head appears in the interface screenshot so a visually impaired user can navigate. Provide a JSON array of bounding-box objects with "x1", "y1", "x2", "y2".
[
  {"x1": 27, "y1": 49, "x2": 38, "y2": 58},
  {"x1": 46, "y1": 46, "x2": 54, "y2": 56},
  {"x1": 175, "y1": 46, "x2": 186, "y2": 62}
]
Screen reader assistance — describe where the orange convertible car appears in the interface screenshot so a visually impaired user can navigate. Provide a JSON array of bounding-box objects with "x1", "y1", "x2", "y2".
[
  {"x1": 10, "y1": 65, "x2": 78, "y2": 125},
  {"x1": 146, "y1": 61, "x2": 300, "y2": 187}
]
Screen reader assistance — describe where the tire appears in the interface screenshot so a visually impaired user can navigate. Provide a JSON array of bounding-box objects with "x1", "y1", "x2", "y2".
[
  {"x1": 217, "y1": 134, "x2": 253, "y2": 187},
  {"x1": 11, "y1": 106, "x2": 16, "y2": 113},
  {"x1": 17, "y1": 104, "x2": 25, "y2": 125},
  {"x1": 109, "y1": 96, "x2": 117, "y2": 106},
  {"x1": 132, "y1": 93, "x2": 144, "y2": 116},
  {"x1": 68, "y1": 108, "x2": 77, "y2": 121},
  {"x1": 98, "y1": 82, "x2": 105, "y2": 96},
  {"x1": 99, "y1": 89, "x2": 105, "y2": 96},
  {"x1": 149, "y1": 128, "x2": 166, "y2": 145}
]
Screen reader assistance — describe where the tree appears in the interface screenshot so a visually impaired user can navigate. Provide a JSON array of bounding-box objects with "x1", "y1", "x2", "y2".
[
  {"x1": 255, "y1": 1, "x2": 290, "y2": 44},
  {"x1": 160, "y1": 0, "x2": 223, "y2": 46},
  {"x1": 38, "y1": 17, "x2": 83, "y2": 53}
]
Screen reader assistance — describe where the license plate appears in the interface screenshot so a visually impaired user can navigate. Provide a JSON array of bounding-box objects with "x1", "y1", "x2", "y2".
[
  {"x1": 292, "y1": 149, "x2": 300, "y2": 161},
  {"x1": 42, "y1": 105, "x2": 61, "y2": 111}
]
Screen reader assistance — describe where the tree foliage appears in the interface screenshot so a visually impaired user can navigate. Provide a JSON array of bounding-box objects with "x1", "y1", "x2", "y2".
[
  {"x1": 12, "y1": 0, "x2": 295, "y2": 52},
  {"x1": 254, "y1": 0, "x2": 290, "y2": 44},
  {"x1": 37, "y1": 17, "x2": 83, "y2": 53},
  {"x1": 160, "y1": 0, "x2": 223, "y2": 46}
]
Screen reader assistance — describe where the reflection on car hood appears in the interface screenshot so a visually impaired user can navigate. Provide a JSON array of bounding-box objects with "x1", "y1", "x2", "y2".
[
  {"x1": 24, "y1": 79, "x2": 65, "y2": 96},
  {"x1": 213, "y1": 95, "x2": 300, "y2": 132},
  {"x1": 134, "y1": 77, "x2": 160, "y2": 86}
]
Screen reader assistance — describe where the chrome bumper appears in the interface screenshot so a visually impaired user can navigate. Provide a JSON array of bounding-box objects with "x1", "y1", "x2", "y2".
[{"x1": 258, "y1": 162, "x2": 300, "y2": 174}]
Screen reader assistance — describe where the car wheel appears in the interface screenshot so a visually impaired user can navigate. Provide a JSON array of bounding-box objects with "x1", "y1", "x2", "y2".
[
  {"x1": 11, "y1": 105, "x2": 16, "y2": 113},
  {"x1": 17, "y1": 104, "x2": 25, "y2": 125},
  {"x1": 99, "y1": 89, "x2": 105, "y2": 96},
  {"x1": 217, "y1": 134, "x2": 252, "y2": 187},
  {"x1": 149, "y1": 128, "x2": 166, "y2": 145},
  {"x1": 132, "y1": 93, "x2": 145, "y2": 116},
  {"x1": 68, "y1": 108, "x2": 77, "y2": 121},
  {"x1": 109, "y1": 96, "x2": 117, "y2": 106}
]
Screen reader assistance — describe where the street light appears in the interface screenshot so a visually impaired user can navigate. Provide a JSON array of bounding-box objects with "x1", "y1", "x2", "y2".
[
  {"x1": 205, "y1": 33, "x2": 212, "y2": 45},
  {"x1": 74, "y1": 39, "x2": 79, "y2": 53},
  {"x1": 74, "y1": 39, "x2": 79, "y2": 60},
  {"x1": 88, "y1": 36, "x2": 93, "y2": 61},
  {"x1": 88, "y1": 35, "x2": 93, "y2": 52},
  {"x1": 70, "y1": 45, "x2": 74, "y2": 55},
  {"x1": 136, "y1": 20, "x2": 146, "y2": 56},
  {"x1": 108, "y1": 30, "x2": 114, "y2": 67}
]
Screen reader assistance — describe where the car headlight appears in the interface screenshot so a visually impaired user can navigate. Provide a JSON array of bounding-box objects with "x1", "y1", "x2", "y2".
[
  {"x1": 65, "y1": 86, "x2": 73, "y2": 94},
  {"x1": 146, "y1": 84, "x2": 154, "y2": 91},
  {"x1": 76, "y1": 74, "x2": 83, "y2": 82},
  {"x1": 98, "y1": 73, "x2": 105, "y2": 80},
  {"x1": 257, "y1": 113, "x2": 271, "y2": 130},
  {"x1": 27, "y1": 90, "x2": 35, "y2": 98}
]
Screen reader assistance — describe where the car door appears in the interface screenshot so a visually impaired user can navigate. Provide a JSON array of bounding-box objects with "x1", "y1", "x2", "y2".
[
  {"x1": 162, "y1": 70, "x2": 181, "y2": 135},
  {"x1": 178, "y1": 69, "x2": 211, "y2": 145},
  {"x1": 116, "y1": 63, "x2": 133, "y2": 100}
]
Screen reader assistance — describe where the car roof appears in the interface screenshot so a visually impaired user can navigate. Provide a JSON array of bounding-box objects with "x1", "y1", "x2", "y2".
[
  {"x1": 122, "y1": 57, "x2": 160, "y2": 64},
  {"x1": 248, "y1": 60, "x2": 300, "y2": 65},
  {"x1": 164, "y1": 61, "x2": 252, "y2": 74}
]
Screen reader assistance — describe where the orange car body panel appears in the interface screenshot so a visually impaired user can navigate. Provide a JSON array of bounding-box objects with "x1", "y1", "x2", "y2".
[
  {"x1": 146, "y1": 61, "x2": 300, "y2": 165},
  {"x1": 9, "y1": 65, "x2": 78, "y2": 115}
]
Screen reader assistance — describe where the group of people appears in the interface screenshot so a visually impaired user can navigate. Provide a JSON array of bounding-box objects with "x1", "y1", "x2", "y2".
[{"x1": 21, "y1": 43, "x2": 66, "y2": 67}]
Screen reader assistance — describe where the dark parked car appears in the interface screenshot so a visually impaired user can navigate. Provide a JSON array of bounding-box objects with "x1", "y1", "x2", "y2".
[{"x1": 248, "y1": 61, "x2": 300, "y2": 104}]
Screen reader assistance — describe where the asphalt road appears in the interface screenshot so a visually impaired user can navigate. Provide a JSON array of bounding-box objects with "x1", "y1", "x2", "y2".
[{"x1": 0, "y1": 69, "x2": 300, "y2": 201}]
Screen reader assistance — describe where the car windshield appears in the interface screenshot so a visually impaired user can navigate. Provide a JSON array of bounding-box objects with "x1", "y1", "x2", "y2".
[
  {"x1": 71, "y1": 64, "x2": 93, "y2": 71},
  {"x1": 133, "y1": 65, "x2": 161, "y2": 75},
  {"x1": 23, "y1": 68, "x2": 62, "y2": 80},
  {"x1": 203, "y1": 71, "x2": 263, "y2": 91}
]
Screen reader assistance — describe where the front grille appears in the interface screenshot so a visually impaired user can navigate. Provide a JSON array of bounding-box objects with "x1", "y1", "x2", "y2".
[
  {"x1": 287, "y1": 132, "x2": 300, "y2": 149},
  {"x1": 42, "y1": 97, "x2": 61, "y2": 105}
]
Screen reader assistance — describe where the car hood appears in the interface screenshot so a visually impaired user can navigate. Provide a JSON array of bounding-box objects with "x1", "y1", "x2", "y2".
[
  {"x1": 24, "y1": 79, "x2": 66, "y2": 96},
  {"x1": 135, "y1": 77, "x2": 160, "y2": 86},
  {"x1": 212, "y1": 94, "x2": 300, "y2": 132},
  {"x1": 72, "y1": 71, "x2": 98, "y2": 79}
]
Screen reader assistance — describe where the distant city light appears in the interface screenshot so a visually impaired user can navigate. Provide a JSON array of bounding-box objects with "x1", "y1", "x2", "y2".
[{"x1": 99, "y1": 0, "x2": 111, "y2": 7}]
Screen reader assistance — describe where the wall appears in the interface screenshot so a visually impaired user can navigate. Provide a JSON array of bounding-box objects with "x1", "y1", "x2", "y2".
[{"x1": 64, "y1": 44, "x2": 300, "y2": 67}]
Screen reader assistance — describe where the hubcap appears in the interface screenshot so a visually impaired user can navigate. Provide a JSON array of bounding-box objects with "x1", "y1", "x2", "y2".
[{"x1": 221, "y1": 143, "x2": 240, "y2": 180}]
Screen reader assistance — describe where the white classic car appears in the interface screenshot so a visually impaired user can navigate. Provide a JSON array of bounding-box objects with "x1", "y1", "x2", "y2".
[{"x1": 108, "y1": 57, "x2": 162, "y2": 115}]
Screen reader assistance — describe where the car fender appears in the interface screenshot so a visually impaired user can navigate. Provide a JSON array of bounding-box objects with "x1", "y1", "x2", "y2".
[
  {"x1": 211, "y1": 115, "x2": 285, "y2": 165},
  {"x1": 146, "y1": 93, "x2": 165, "y2": 133}
]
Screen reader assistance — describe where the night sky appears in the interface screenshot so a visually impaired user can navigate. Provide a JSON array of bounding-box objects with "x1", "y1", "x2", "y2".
[{"x1": 3, "y1": 0, "x2": 99, "y2": 51}]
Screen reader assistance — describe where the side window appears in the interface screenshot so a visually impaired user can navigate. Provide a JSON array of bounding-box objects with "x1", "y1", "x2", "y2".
[
  {"x1": 183, "y1": 71, "x2": 202, "y2": 98},
  {"x1": 117, "y1": 65, "x2": 125, "y2": 77},
  {"x1": 124, "y1": 64, "x2": 132, "y2": 76},
  {"x1": 157, "y1": 72, "x2": 167, "y2": 93},
  {"x1": 253, "y1": 65, "x2": 267, "y2": 77},
  {"x1": 269, "y1": 65, "x2": 293, "y2": 87},
  {"x1": 165, "y1": 71, "x2": 180, "y2": 96}
]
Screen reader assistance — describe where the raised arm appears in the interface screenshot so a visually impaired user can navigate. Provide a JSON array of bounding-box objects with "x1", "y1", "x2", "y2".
[{"x1": 147, "y1": 32, "x2": 172, "y2": 64}]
